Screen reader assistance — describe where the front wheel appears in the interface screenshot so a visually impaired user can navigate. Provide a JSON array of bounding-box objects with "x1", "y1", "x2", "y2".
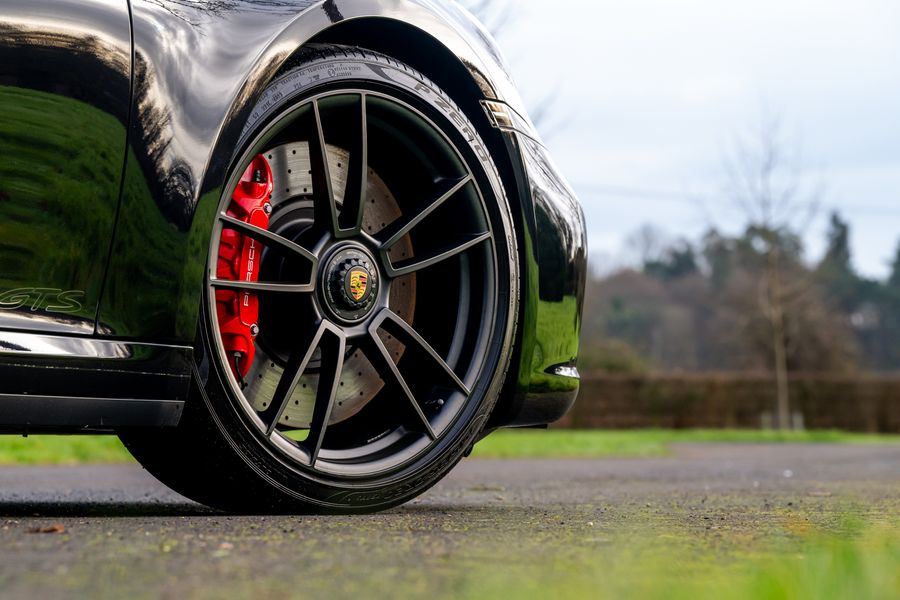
[{"x1": 120, "y1": 45, "x2": 519, "y2": 513}]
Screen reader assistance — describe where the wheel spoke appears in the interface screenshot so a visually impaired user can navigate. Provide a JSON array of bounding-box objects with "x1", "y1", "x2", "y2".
[
  {"x1": 336, "y1": 94, "x2": 368, "y2": 238},
  {"x1": 311, "y1": 99, "x2": 340, "y2": 236},
  {"x1": 363, "y1": 327, "x2": 437, "y2": 440},
  {"x1": 374, "y1": 309, "x2": 470, "y2": 396},
  {"x1": 378, "y1": 175, "x2": 473, "y2": 250},
  {"x1": 384, "y1": 232, "x2": 492, "y2": 278},
  {"x1": 258, "y1": 321, "x2": 342, "y2": 436},
  {"x1": 209, "y1": 278, "x2": 314, "y2": 294},
  {"x1": 219, "y1": 213, "x2": 318, "y2": 266},
  {"x1": 305, "y1": 326, "x2": 346, "y2": 466}
]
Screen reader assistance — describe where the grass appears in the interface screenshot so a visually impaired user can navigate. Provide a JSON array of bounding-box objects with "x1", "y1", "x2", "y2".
[
  {"x1": 0, "y1": 429, "x2": 897, "y2": 465},
  {"x1": 0, "y1": 436, "x2": 133, "y2": 466},
  {"x1": 471, "y1": 428, "x2": 900, "y2": 458},
  {"x1": 737, "y1": 528, "x2": 899, "y2": 600},
  {"x1": 475, "y1": 428, "x2": 673, "y2": 458},
  {"x1": 461, "y1": 521, "x2": 900, "y2": 600}
]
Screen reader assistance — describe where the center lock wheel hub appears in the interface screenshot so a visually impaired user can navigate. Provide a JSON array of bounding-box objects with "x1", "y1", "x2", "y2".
[{"x1": 321, "y1": 246, "x2": 380, "y2": 323}]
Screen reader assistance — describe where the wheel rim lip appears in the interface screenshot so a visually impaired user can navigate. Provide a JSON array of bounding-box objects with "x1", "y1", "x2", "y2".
[{"x1": 206, "y1": 87, "x2": 503, "y2": 480}]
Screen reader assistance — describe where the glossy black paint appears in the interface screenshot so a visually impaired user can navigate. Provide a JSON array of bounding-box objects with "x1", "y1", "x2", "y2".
[
  {"x1": 0, "y1": 0, "x2": 586, "y2": 429},
  {"x1": 0, "y1": 0, "x2": 131, "y2": 335},
  {"x1": 488, "y1": 132, "x2": 587, "y2": 428},
  {"x1": 0, "y1": 331, "x2": 190, "y2": 431},
  {"x1": 0, "y1": 395, "x2": 182, "y2": 432},
  {"x1": 99, "y1": 0, "x2": 528, "y2": 342}
]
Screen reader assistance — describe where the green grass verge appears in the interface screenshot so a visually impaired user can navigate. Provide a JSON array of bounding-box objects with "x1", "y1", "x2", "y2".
[
  {"x1": 0, "y1": 429, "x2": 897, "y2": 465},
  {"x1": 471, "y1": 428, "x2": 900, "y2": 459},
  {"x1": 0, "y1": 436, "x2": 133, "y2": 466}
]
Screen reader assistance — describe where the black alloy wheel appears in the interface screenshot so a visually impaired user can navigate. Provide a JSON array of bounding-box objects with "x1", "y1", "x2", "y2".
[{"x1": 120, "y1": 45, "x2": 518, "y2": 513}]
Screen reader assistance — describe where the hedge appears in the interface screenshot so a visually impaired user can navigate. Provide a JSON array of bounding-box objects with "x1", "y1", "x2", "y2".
[{"x1": 559, "y1": 373, "x2": 900, "y2": 433}]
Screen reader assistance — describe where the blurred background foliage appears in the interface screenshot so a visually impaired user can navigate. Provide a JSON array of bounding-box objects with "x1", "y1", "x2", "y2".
[
  {"x1": 460, "y1": 0, "x2": 900, "y2": 380},
  {"x1": 580, "y1": 214, "x2": 900, "y2": 375}
]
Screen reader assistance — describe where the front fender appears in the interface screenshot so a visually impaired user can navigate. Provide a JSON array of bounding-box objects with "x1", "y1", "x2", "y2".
[
  {"x1": 488, "y1": 132, "x2": 587, "y2": 427},
  {"x1": 98, "y1": 0, "x2": 535, "y2": 341}
]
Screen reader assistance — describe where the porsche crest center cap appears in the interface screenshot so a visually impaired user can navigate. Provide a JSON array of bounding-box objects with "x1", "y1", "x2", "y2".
[
  {"x1": 347, "y1": 267, "x2": 370, "y2": 302},
  {"x1": 324, "y1": 247, "x2": 379, "y2": 322}
]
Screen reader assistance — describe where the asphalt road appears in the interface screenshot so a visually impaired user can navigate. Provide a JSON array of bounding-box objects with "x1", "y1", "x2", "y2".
[{"x1": 0, "y1": 444, "x2": 898, "y2": 599}]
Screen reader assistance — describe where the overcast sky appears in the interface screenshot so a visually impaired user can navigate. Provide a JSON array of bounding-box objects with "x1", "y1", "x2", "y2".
[{"x1": 492, "y1": 0, "x2": 900, "y2": 278}]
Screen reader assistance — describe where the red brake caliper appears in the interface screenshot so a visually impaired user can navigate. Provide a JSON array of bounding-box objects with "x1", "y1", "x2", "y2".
[{"x1": 216, "y1": 155, "x2": 273, "y2": 385}]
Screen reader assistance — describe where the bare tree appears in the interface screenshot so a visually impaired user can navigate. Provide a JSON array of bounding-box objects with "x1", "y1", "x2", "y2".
[
  {"x1": 625, "y1": 224, "x2": 670, "y2": 269},
  {"x1": 721, "y1": 114, "x2": 821, "y2": 429}
]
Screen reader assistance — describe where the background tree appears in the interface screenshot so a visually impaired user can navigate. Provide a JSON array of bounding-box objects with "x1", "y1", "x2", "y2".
[
  {"x1": 823, "y1": 212, "x2": 851, "y2": 269},
  {"x1": 889, "y1": 242, "x2": 900, "y2": 289},
  {"x1": 817, "y1": 212, "x2": 861, "y2": 313},
  {"x1": 644, "y1": 240, "x2": 699, "y2": 281},
  {"x1": 868, "y1": 240, "x2": 900, "y2": 370},
  {"x1": 718, "y1": 115, "x2": 822, "y2": 429},
  {"x1": 625, "y1": 224, "x2": 669, "y2": 270}
]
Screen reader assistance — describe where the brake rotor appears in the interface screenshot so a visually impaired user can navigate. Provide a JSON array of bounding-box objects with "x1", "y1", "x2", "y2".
[{"x1": 240, "y1": 142, "x2": 416, "y2": 429}]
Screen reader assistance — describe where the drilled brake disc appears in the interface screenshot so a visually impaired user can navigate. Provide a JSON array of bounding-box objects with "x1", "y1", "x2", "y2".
[{"x1": 240, "y1": 142, "x2": 416, "y2": 428}]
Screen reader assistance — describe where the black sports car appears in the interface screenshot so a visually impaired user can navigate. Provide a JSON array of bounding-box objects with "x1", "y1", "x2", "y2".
[{"x1": 0, "y1": 0, "x2": 586, "y2": 513}]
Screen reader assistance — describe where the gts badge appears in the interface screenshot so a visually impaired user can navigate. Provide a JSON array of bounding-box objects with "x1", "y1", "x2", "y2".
[{"x1": 0, "y1": 288, "x2": 85, "y2": 314}]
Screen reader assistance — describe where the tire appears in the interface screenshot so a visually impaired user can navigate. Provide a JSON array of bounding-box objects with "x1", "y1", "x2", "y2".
[{"x1": 120, "y1": 45, "x2": 519, "y2": 514}]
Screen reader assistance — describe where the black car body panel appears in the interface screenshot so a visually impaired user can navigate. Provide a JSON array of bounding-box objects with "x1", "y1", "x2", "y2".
[
  {"x1": 0, "y1": 330, "x2": 191, "y2": 430},
  {"x1": 0, "y1": 0, "x2": 131, "y2": 336},
  {"x1": 0, "y1": 0, "x2": 586, "y2": 430}
]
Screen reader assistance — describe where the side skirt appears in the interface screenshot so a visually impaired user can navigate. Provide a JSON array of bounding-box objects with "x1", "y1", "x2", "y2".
[
  {"x1": 0, "y1": 331, "x2": 191, "y2": 432},
  {"x1": 0, "y1": 395, "x2": 183, "y2": 433}
]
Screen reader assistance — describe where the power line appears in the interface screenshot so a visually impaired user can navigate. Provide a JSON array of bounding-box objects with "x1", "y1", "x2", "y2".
[{"x1": 571, "y1": 182, "x2": 900, "y2": 216}]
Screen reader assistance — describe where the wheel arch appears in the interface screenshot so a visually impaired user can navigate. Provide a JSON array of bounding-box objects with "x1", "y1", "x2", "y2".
[{"x1": 195, "y1": 4, "x2": 535, "y2": 206}]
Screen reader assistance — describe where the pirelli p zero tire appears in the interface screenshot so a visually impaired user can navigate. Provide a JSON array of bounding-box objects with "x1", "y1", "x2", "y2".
[{"x1": 120, "y1": 45, "x2": 519, "y2": 513}]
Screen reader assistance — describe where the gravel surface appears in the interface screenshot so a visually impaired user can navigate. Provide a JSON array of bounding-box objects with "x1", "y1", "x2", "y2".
[{"x1": 0, "y1": 443, "x2": 897, "y2": 599}]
